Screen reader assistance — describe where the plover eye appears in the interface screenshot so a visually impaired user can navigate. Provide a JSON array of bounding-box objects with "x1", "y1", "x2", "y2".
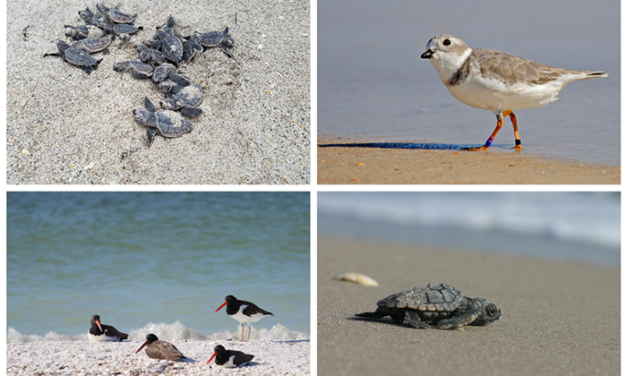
[{"x1": 443, "y1": 39, "x2": 451, "y2": 46}]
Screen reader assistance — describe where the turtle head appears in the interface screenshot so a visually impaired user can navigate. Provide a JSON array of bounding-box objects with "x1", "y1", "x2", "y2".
[
  {"x1": 470, "y1": 297, "x2": 501, "y2": 326},
  {"x1": 56, "y1": 39, "x2": 71, "y2": 52},
  {"x1": 133, "y1": 108, "x2": 156, "y2": 127}
]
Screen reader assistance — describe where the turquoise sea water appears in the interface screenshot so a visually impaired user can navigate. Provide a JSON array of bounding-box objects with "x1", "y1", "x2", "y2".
[{"x1": 7, "y1": 192, "x2": 310, "y2": 341}]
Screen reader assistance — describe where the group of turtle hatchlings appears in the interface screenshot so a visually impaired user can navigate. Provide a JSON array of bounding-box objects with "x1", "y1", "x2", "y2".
[
  {"x1": 355, "y1": 283, "x2": 501, "y2": 330},
  {"x1": 44, "y1": 3, "x2": 236, "y2": 146}
]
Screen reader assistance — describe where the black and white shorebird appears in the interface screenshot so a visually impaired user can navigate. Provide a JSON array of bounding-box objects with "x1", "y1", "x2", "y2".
[
  {"x1": 88, "y1": 314, "x2": 128, "y2": 342},
  {"x1": 135, "y1": 333, "x2": 188, "y2": 361},
  {"x1": 214, "y1": 295, "x2": 274, "y2": 341},
  {"x1": 206, "y1": 345, "x2": 254, "y2": 367}
]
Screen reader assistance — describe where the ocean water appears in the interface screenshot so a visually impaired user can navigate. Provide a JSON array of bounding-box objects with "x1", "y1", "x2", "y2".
[
  {"x1": 318, "y1": 0, "x2": 620, "y2": 165},
  {"x1": 318, "y1": 192, "x2": 620, "y2": 267},
  {"x1": 7, "y1": 192, "x2": 310, "y2": 342}
]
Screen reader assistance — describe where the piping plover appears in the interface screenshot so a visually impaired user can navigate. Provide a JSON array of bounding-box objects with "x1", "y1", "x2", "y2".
[{"x1": 421, "y1": 34, "x2": 608, "y2": 150}]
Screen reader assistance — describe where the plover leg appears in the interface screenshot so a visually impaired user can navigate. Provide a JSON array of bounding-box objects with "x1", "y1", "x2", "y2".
[
  {"x1": 506, "y1": 111, "x2": 522, "y2": 150},
  {"x1": 465, "y1": 111, "x2": 520, "y2": 151}
]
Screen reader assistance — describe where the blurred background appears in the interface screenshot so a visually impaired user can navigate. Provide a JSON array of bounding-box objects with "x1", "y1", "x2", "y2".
[
  {"x1": 318, "y1": 192, "x2": 619, "y2": 267},
  {"x1": 8, "y1": 192, "x2": 310, "y2": 342},
  {"x1": 318, "y1": 0, "x2": 620, "y2": 164}
]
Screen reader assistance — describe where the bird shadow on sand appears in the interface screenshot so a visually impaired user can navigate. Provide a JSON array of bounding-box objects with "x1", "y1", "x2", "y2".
[{"x1": 318, "y1": 142, "x2": 465, "y2": 151}]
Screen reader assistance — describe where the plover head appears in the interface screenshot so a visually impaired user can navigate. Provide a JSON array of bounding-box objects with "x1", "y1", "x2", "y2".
[{"x1": 421, "y1": 34, "x2": 472, "y2": 83}]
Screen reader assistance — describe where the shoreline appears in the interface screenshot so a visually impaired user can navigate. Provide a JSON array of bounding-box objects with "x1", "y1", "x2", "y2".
[
  {"x1": 318, "y1": 238, "x2": 619, "y2": 375},
  {"x1": 7, "y1": 339, "x2": 310, "y2": 375},
  {"x1": 318, "y1": 142, "x2": 620, "y2": 184}
]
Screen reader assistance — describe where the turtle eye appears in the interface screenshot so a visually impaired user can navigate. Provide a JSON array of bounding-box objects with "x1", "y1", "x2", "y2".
[
  {"x1": 486, "y1": 304, "x2": 497, "y2": 316},
  {"x1": 443, "y1": 39, "x2": 451, "y2": 46}
]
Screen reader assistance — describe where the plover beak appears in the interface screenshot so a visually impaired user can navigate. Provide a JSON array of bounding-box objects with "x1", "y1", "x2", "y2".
[{"x1": 421, "y1": 49, "x2": 433, "y2": 59}]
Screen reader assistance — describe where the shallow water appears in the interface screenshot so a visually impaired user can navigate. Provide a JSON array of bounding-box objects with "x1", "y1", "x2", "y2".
[
  {"x1": 318, "y1": 192, "x2": 620, "y2": 267},
  {"x1": 7, "y1": 192, "x2": 310, "y2": 340},
  {"x1": 318, "y1": 0, "x2": 620, "y2": 165}
]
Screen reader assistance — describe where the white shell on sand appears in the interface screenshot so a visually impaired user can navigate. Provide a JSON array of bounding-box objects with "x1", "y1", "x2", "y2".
[{"x1": 333, "y1": 272, "x2": 379, "y2": 286}]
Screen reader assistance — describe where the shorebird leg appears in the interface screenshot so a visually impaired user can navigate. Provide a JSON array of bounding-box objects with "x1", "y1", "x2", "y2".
[
  {"x1": 505, "y1": 110, "x2": 522, "y2": 150},
  {"x1": 247, "y1": 324, "x2": 252, "y2": 341},
  {"x1": 464, "y1": 112, "x2": 504, "y2": 151},
  {"x1": 240, "y1": 324, "x2": 245, "y2": 341}
]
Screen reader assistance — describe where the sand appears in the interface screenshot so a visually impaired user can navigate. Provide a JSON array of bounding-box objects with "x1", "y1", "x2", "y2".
[
  {"x1": 318, "y1": 143, "x2": 620, "y2": 184},
  {"x1": 6, "y1": 0, "x2": 310, "y2": 184},
  {"x1": 318, "y1": 238, "x2": 620, "y2": 376},
  {"x1": 7, "y1": 339, "x2": 310, "y2": 375}
]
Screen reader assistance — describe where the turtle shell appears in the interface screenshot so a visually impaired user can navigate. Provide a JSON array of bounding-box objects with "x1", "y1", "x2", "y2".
[
  {"x1": 155, "y1": 110, "x2": 192, "y2": 137},
  {"x1": 377, "y1": 283, "x2": 463, "y2": 312},
  {"x1": 62, "y1": 47, "x2": 101, "y2": 67},
  {"x1": 152, "y1": 64, "x2": 176, "y2": 83},
  {"x1": 197, "y1": 28, "x2": 228, "y2": 47},
  {"x1": 173, "y1": 84, "x2": 203, "y2": 108},
  {"x1": 71, "y1": 36, "x2": 112, "y2": 53},
  {"x1": 96, "y1": 3, "x2": 135, "y2": 24},
  {"x1": 162, "y1": 34, "x2": 183, "y2": 63}
]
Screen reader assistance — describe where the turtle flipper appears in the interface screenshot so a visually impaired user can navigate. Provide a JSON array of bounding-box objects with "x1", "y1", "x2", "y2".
[
  {"x1": 437, "y1": 309, "x2": 480, "y2": 330},
  {"x1": 221, "y1": 44, "x2": 232, "y2": 58},
  {"x1": 80, "y1": 66, "x2": 94, "y2": 75},
  {"x1": 180, "y1": 107, "x2": 202, "y2": 117},
  {"x1": 403, "y1": 310, "x2": 429, "y2": 329},
  {"x1": 146, "y1": 128, "x2": 158, "y2": 146}
]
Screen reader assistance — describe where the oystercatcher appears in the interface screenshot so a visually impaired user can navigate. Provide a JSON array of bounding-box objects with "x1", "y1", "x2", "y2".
[
  {"x1": 88, "y1": 314, "x2": 128, "y2": 342},
  {"x1": 214, "y1": 295, "x2": 274, "y2": 341},
  {"x1": 206, "y1": 345, "x2": 254, "y2": 367},
  {"x1": 135, "y1": 333, "x2": 188, "y2": 361}
]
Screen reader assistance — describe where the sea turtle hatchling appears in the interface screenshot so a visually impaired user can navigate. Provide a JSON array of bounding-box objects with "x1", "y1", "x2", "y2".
[
  {"x1": 71, "y1": 36, "x2": 113, "y2": 55},
  {"x1": 155, "y1": 16, "x2": 184, "y2": 65},
  {"x1": 355, "y1": 283, "x2": 501, "y2": 330},
  {"x1": 161, "y1": 84, "x2": 204, "y2": 117},
  {"x1": 133, "y1": 97, "x2": 193, "y2": 146},
  {"x1": 197, "y1": 27, "x2": 235, "y2": 58},
  {"x1": 113, "y1": 60, "x2": 153, "y2": 79},
  {"x1": 96, "y1": 3, "x2": 135, "y2": 24},
  {"x1": 44, "y1": 39, "x2": 102, "y2": 75}
]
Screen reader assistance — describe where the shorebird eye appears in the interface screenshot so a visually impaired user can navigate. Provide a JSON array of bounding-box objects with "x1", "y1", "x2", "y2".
[{"x1": 443, "y1": 39, "x2": 451, "y2": 46}]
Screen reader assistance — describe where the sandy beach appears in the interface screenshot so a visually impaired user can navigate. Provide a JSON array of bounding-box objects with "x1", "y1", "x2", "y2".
[
  {"x1": 7, "y1": 339, "x2": 310, "y2": 375},
  {"x1": 318, "y1": 238, "x2": 620, "y2": 376},
  {"x1": 6, "y1": 0, "x2": 310, "y2": 184},
  {"x1": 318, "y1": 143, "x2": 620, "y2": 184}
]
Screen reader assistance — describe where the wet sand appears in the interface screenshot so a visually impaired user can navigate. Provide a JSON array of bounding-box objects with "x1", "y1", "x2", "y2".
[
  {"x1": 318, "y1": 143, "x2": 620, "y2": 184},
  {"x1": 7, "y1": 0, "x2": 310, "y2": 184},
  {"x1": 318, "y1": 238, "x2": 620, "y2": 376}
]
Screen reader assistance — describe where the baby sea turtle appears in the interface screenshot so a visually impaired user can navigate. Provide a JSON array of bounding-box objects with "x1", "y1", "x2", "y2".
[
  {"x1": 133, "y1": 97, "x2": 193, "y2": 146},
  {"x1": 154, "y1": 16, "x2": 183, "y2": 65},
  {"x1": 152, "y1": 63, "x2": 177, "y2": 84},
  {"x1": 197, "y1": 27, "x2": 235, "y2": 58},
  {"x1": 355, "y1": 283, "x2": 501, "y2": 330},
  {"x1": 96, "y1": 3, "x2": 135, "y2": 24},
  {"x1": 161, "y1": 84, "x2": 204, "y2": 117},
  {"x1": 71, "y1": 36, "x2": 113, "y2": 55},
  {"x1": 44, "y1": 39, "x2": 102, "y2": 75},
  {"x1": 181, "y1": 34, "x2": 203, "y2": 64},
  {"x1": 102, "y1": 19, "x2": 142, "y2": 41},
  {"x1": 113, "y1": 60, "x2": 153, "y2": 79},
  {"x1": 156, "y1": 72, "x2": 190, "y2": 93},
  {"x1": 64, "y1": 24, "x2": 89, "y2": 40},
  {"x1": 79, "y1": 7, "x2": 109, "y2": 29},
  {"x1": 136, "y1": 44, "x2": 165, "y2": 66},
  {"x1": 65, "y1": 24, "x2": 105, "y2": 40}
]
